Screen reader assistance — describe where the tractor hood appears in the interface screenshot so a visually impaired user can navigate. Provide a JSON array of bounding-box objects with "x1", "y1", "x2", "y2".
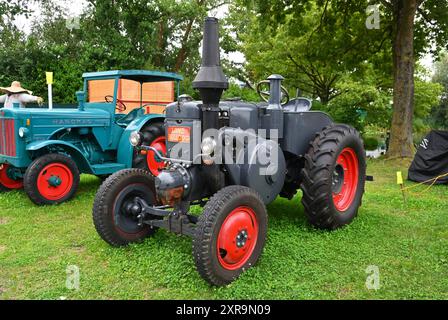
[
  {"x1": 0, "y1": 107, "x2": 110, "y2": 123},
  {"x1": 0, "y1": 107, "x2": 112, "y2": 156}
]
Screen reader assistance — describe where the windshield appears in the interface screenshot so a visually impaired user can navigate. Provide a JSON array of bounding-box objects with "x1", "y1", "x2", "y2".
[
  {"x1": 87, "y1": 79, "x2": 116, "y2": 103},
  {"x1": 85, "y1": 78, "x2": 175, "y2": 114}
]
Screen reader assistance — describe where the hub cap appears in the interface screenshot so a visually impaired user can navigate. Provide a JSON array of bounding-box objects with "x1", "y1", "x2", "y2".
[
  {"x1": 113, "y1": 184, "x2": 154, "y2": 234},
  {"x1": 0, "y1": 164, "x2": 23, "y2": 189},
  {"x1": 217, "y1": 206, "x2": 258, "y2": 270},
  {"x1": 37, "y1": 163, "x2": 73, "y2": 201},
  {"x1": 146, "y1": 136, "x2": 167, "y2": 176},
  {"x1": 332, "y1": 148, "x2": 359, "y2": 212}
]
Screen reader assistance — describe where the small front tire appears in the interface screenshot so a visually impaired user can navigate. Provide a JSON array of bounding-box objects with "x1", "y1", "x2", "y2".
[
  {"x1": 193, "y1": 185, "x2": 268, "y2": 286},
  {"x1": 24, "y1": 154, "x2": 80, "y2": 205},
  {"x1": 92, "y1": 168, "x2": 160, "y2": 247}
]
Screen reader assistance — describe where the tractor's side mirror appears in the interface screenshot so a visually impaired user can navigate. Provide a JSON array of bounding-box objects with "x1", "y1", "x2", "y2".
[{"x1": 76, "y1": 91, "x2": 85, "y2": 111}]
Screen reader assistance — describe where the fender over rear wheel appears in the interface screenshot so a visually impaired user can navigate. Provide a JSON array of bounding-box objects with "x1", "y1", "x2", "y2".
[
  {"x1": 193, "y1": 185, "x2": 268, "y2": 286},
  {"x1": 300, "y1": 124, "x2": 366, "y2": 230},
  {"x1": 92, "y1": 168, "x2": 160, "y2": 247},
  {"x1": 24, "y1": 154, "x2": 80, "y2": 205}
]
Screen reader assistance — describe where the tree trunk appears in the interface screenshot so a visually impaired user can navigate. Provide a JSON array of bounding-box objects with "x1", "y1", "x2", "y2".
[
  {"x1": 174, "y1": 0, "x2": 205, "y2": 72},
  {"x1": 154, "y1": 20, "x2": 166, "y2": 68},
  {"x1": 387, "y1": 0, "x2": 418, "y2": 158},
  {"x1": 174, "y1": 18, "x2": 194, "y2": 72}
]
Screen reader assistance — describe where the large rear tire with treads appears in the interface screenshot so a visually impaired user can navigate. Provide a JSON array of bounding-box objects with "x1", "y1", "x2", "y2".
[
  {"x1": 132, "y1": 122, "x2": 166, "y2": 177},
  {"x1": 300, "y1": 124, "x2": 366, "y2": 230}
]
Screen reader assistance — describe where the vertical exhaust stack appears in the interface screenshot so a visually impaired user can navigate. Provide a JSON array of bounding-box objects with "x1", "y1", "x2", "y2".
[{"x1": 193, "y1": 17, "x2": 228, "y2": 131}]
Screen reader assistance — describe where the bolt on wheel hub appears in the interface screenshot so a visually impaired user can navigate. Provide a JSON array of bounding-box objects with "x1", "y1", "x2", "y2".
[
  {"x1": 47, "y1": 175, "x2": 62, "y2": 187},
  {"x1": 236, "y1": 230, "x2": 248, "y2": 248},
  {"x1": 37, "y1": 163, "x2": 73, "y2": 200}
]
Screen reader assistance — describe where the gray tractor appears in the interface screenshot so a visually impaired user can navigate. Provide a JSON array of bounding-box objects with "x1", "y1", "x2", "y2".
[{"x1": 92, "y1": 17, "x2": 366, "y2": 286}]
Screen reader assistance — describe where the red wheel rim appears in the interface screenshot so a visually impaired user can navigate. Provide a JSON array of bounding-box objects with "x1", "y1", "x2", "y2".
[
  {"x1": 332, "y1": 148, "x2": 359, "y2": 212},
  {"x1": 146, "y1": 136, "x2": 167, "y2": 176},
  {"x1": 0, "y1": 164, "x2": 23, "y2": 189},
  {"x1": 37, "y1": 163, "x2": 74, "y2": 201},
  {"x1": 217, "y1": 206, "x2": 259, "y2": 270}
]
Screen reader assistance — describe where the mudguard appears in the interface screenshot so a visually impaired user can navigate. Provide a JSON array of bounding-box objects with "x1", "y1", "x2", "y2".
[
  {"x1": 281, "y1": 111, "x2": 334, "y2": 157},
  {"x1": 117, "y1": 114, "x2": 165, "y2": 168},
  {"x1": 26, "y1": 140, "x2": 93, "y2": 173}
]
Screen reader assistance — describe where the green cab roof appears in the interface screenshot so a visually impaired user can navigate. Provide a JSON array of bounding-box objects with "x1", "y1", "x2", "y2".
[{"x1": 82, "y1": 70, "x2": 183, "y2": 82}]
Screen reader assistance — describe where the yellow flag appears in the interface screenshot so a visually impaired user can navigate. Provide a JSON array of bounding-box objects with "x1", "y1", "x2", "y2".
[
  {"x1": 46, "y1": 72, "x2": 53, "y2": 85},
  {"x1": 396, "y1": 171, "x2": 403, "y2": 185}
]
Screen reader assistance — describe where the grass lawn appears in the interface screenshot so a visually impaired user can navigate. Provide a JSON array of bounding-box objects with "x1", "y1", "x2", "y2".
[{"x1": 0, "y1": 159, "x2": 447, "y2": 300}]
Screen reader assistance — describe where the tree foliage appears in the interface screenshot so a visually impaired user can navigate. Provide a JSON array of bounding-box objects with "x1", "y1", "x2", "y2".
[
  {"x1": 429, "y1": 52, "x2": 448, "y2": 129},
  {"x1": 231, "y1": 0, "x2": 448, "y2": 157},
  {"x1": 0, "y1": 0, "x2": 224, "y2": 103}
]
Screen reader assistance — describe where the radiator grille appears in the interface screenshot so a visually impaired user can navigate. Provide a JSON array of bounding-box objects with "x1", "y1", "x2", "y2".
[{"x1": 0, "y1": 119, "x2": 16, "y2": 157}]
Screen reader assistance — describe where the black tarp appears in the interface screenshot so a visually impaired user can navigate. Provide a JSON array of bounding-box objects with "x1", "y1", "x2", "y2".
[{"x1": 408, "y1": 130, "x2": 448, "y2": 184}]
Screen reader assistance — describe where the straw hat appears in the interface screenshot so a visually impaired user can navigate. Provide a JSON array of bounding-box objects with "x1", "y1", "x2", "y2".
[{"x1": 0, "y1": 81, "x2": 32, "y2": 94}]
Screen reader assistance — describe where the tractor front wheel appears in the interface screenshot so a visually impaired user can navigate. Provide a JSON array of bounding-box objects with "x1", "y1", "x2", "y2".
[
  {"x1": 24, "y1": 154, "x2": 80, "y2": 205},
  {"x1": 193, "y1": 186, "x2": 268, "y2": 286},
  {"x1": 0, "y1": 164, "x2": 23, "y2": 192},
  {"x1": 300, "y1": 124, "x2": 366, "y2": 230},
  {"x1": 92, "y1": 169, "x2": 160, "y2": 247}
]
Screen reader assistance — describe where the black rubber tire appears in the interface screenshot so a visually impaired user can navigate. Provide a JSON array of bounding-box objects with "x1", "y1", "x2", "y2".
[
  {"x1": 132, "y1": 122, "x2": 165, "y2": 174},
  {"x1": 98, "y1": 175, "x2": 110, "y2": 181},
  {"x1": 0, "y1": 183, "x2": 9, "y2": 193},
  {"x1": 300, "y1": 124, "x2": 366, "y2": 230},
  {"x1": 24, "y1": 153, "x2": 80, "y2": 205},
  {"x1": 92, "y1": 168, "x2": 159, "y2": 247},
  {"x1": 193, "y1": 185, "x2": 268, "y2": 286}
]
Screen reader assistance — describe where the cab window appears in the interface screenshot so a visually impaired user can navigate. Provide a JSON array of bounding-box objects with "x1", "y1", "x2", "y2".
[{"x1": 87, "y1": 79, "x2": 116, "y2": 103}]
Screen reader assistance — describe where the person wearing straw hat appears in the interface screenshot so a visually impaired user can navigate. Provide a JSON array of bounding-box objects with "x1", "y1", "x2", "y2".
[{"x1": 0, "y1": 81, "x2": 44, "y2": 109}]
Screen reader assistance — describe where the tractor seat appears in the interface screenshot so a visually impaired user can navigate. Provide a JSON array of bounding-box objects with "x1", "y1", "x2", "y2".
[{"x1": 282, "y1": 98, "x2": 313, "y2": 112}]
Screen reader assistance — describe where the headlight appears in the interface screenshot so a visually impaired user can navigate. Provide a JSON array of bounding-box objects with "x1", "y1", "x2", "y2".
[
  {"x1": 129, "y1": 131, "x2": 142, "y2": 147},
  {"x1": 201, "y1": 137, "x2": 216, "y2": 156},
  {"x1": 18, "y1": 127, "x2": 29, "y2": 138}
]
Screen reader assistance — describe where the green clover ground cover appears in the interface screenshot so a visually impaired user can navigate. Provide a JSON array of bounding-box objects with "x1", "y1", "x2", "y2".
[{"x1": 0, "y1": 159, "x2": 447, "y2": 299}]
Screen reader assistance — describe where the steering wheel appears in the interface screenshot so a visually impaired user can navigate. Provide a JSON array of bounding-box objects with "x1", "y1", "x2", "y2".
[
  {"x1": 256, "y1": 80, "x2": 290, "y2": 106},
  {"x1": 105, "y1": 95, "x2": 127, "y2": 112}
]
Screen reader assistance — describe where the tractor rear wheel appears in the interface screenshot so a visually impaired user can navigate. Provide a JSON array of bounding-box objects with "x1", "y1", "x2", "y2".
[
  {"x1": 132, "y1": 122, "x2": 166, "y2": 176},
  {"x1": 193, "y1": 186, "x2": 268, "y2": 286},
  {"x1": 300, "y1": 124, "x2": 366, "y2": 230},
  {"x1": 92, "y1": 169, "x2": 160, "y2": 247},
  {"x1": 24, "y1": 154, "x2": 80, "y2": 205},
  {"x1": 0, "y1": 164, "x2": 23, "y2": 192}
]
